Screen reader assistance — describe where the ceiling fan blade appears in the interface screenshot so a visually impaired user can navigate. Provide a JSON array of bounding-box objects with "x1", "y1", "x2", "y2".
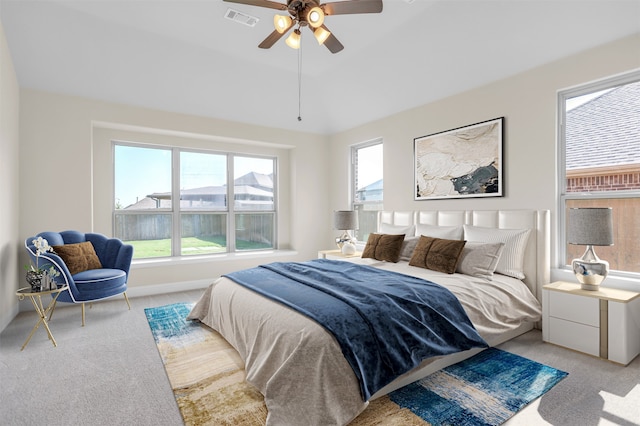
[
  {"x1": 223, "y1": 0, "x2": 287, "y2": 11},
  {"x1": 258, "y1": 27, "x2": 290, "y2": 49},
  {"x1": 322, "y1": 0, "x2": 383, "y2": 16},
  {"x1": 320, "y1": 25, "x2": 344, "y2": 53}
]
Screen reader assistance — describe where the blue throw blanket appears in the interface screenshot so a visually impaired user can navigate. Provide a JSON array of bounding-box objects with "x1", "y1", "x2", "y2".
[{"x1": 224, "y1": 259, "x2": 487, "y2": 400}]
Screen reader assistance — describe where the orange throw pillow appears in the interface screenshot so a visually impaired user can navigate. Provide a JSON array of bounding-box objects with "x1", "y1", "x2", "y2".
[
  {"x1": 409, "y1": 236, "x2": 466, "y2": 274},
  {"x1": 53, "y1": 242, "x2": 103, "y2": 275},
  {"x1": 361, "y1": 233, "x2": 405, "y2": 263}
]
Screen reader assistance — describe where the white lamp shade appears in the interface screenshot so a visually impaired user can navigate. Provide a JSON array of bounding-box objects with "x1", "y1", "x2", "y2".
[
  {"x1": 333, "y1": 210, "x2": 358, "y2": 230},
  {"x1": 285, "y1": 29, "x2": 301, "y2": 49},
  {"x1": 568, "y1": 207, "x2": 613, "y2": 246},
  {"x1": 274, "y1": 15, "x2": 292, "y2": 34},
  {"x1": 313, "y1": 26, "x2": 331, "y2": 45},
  {"x1": 306, "y1": 6, "x2": 325, "y2": 28}
]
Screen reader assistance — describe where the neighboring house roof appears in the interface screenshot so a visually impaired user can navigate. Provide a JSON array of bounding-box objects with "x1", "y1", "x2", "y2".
[
  {"x1": 123, "y1": 172, "x2": 274, "y2": 209},
  {"x1": 566, "y1": 81, "x2": 640, "y2": 170},
  {"x1": 234, "y1": 185, "x2": 273, "y2": 198},
  {"x1": 146, "y1": 186, "x2": 227, "y2": 201},
  {"x1": 359, "y1": 179, "x2": 383, "y2": 191},
  {"x1": 124, "y1": 197, "x2": 159, "y2": 209},
  {"x1": 356, "y1": 179, "x2": 383, "y2": 201},
  {"x1": 234, "y1": 172, "x2": 273, "y2": 190}
]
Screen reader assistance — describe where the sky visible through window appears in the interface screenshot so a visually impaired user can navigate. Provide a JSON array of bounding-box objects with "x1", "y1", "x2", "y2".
[
  {"x1": 181, "y1": 151, "x2": 226, "y2": 192},
  {"x1": 566, "y1": 88, "x2": 613, "y2": 111},
  {"x1": 357, "y1": 143, "x2": 383, "y2": 190},
  {"x1": 115, "y1": 145, "x2": 273, "y2": 208}
]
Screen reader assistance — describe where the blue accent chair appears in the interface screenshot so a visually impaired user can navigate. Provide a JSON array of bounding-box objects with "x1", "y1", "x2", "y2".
[{"x1": 25, "y1": 231, "x2": 133, "y2": 326}]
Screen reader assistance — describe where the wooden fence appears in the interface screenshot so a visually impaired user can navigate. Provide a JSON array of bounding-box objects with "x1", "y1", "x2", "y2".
[{"x1": 114, "y1": 213, "x2": 273, "y2": 244}]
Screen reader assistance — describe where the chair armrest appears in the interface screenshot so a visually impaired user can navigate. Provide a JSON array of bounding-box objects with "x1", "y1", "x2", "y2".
[
  {"x1": 114, "y1": 243, "x2": 134, "y2": 276},
  {"x1": 25, "y1": 238, "x2": 72, "y2": 285},
  {"x1": 39, "y1": 252, "x2": 77, "y2": 292},
  {"x1": 99, "y1": 238, "x2": 133, "y2": 276}
]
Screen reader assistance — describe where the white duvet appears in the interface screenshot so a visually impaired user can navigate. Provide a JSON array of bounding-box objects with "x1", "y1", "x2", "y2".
[{"x1": 187, "y1": 259, "x2": 541, "y2": 425}]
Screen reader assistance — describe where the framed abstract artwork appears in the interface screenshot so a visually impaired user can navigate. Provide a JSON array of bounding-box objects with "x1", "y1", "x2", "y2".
[{"x1": 414, "y1": 117, "x2": 504, "y2": 200}]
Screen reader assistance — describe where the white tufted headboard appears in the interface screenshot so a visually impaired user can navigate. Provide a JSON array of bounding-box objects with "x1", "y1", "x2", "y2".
[{"x1": 378, "y1": 210, "x2": 550, "y2": 301}]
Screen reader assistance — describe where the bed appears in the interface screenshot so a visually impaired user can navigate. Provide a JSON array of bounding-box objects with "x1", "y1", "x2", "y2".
[{"x1": 187, "y1": 209, "x2": 550, "y2": 425}]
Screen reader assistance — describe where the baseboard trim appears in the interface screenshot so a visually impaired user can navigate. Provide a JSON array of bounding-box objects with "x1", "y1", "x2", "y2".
[
  {"x1": 16, "y1": 279, "x2": 212, "y2": 313},
  {"x1": 126, "y1": 279, "x2": 212, "y2": 298},
  {"x1": 0, "y1": 303, "x2": 19, "y2": 335}
]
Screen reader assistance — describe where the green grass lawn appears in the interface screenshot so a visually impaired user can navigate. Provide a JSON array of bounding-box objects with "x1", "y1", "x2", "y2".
[{"x1": 128, "y1": 236, "x2": 271, "y2": 258}]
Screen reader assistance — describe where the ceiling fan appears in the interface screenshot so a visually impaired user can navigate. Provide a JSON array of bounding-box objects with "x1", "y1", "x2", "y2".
[{"x1": 224, "y1": 0, "x2": 383, "y2": 53}]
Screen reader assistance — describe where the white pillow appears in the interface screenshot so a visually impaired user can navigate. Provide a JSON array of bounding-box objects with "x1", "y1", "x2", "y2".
[
  {"x1": 379, "y1": 223, "x2": 415, "y2": 236},
  {"x1": 415, "y1": 224, "x2": 463, "y2": 240},
  {"x1": 463, "y1": 225, "x2": 531, "y2": 279},
  {"x1": 456, "y1": 242, "x2": 505, "y2": 280},
  {"x1": 399, "y1": 237, "x2": 420, "y2": 262}
]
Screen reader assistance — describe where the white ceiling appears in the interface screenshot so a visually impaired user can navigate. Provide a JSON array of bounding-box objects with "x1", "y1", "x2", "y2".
[{"x1": 1, "y1": 0, "x2": 639, "y2": 135}]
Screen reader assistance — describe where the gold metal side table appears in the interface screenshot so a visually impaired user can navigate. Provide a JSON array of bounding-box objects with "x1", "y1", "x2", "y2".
[{"x1": 16, "y1": 285, "x2": 68, "y2": 351}]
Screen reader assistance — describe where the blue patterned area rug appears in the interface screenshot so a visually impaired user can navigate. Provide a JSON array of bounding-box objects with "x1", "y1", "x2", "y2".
[{"x1": 145, "y1": 303, "x2": 567, "y2": 426}]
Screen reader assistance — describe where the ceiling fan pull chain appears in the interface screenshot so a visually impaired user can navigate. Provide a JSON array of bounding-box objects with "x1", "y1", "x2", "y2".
[{"x1": 297, "y1": 43, "x2": 302, "y2": 122}]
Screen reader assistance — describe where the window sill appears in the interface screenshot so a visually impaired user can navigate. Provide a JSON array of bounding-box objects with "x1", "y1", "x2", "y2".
[{"x1": 131, "y1": 249, "x2": 298, "y2": 270}]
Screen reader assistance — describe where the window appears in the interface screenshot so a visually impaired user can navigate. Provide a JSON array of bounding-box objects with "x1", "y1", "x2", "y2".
[
  {"x1": 179, "y1": 151, "x2": 228, "y2": 256},
  {"x1": 559, "y1": 72, "x2": 640, "y2": 276},
  {"x1": 352, "y1": 139, "x2": 383, "y2": 241},
  {"x1": 233, "y1": 156, "x2": 276, "y2": 251},
  {"x1": 114, "y1": 143, "x2": 276, "y2": 259}
]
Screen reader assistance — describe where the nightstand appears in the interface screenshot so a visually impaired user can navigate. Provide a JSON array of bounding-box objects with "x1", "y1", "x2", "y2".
[
  {"x1": 542, "y1": 281, "x2": 640, "y2": 365},
  {"x1": 16, "y1": 285, "x2": 69, "y2": 351},
  {"x1": 318, "y1": 249, "x2": 363, "y2": 260}
]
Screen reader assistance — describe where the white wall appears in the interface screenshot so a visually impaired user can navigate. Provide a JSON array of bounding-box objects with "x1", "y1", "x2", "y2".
[
  {"x1": 0, "y1": 20, "x2": 20, "y2": 332},
  {"x1": 6, "y1": 32, "x2": 640, "y2": 330},
  {"x1": 17, "y1": 90, "x2": 330, "y2": 299},
  {"x1": 329, "y1": 34, "x2": 640, "y2": 285}
]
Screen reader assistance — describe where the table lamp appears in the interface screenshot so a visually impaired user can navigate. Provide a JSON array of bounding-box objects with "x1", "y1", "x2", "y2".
[
  {"x1": 567, "y1": 207, "x2": 613, "y2": 291},
  {"x1": 333, "y1": 210, "x2": 358, "y2": 251}
]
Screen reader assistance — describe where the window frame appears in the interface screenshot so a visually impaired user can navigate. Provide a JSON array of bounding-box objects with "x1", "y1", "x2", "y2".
[
  {"x1": 231, "y1": 154, "x2": 278, "y2": 253},
  {"x1": 557, "y1": 70, "x2": 640, "y2": 278},
  {"x1": 113, "y1": 141, "x2": 277, "y2": 259},
  {"x1": 351, "y1": 138, "x2": 383, "y2": 242}
]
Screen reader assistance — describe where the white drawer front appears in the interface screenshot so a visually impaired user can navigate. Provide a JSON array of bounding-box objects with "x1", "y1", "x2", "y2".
[
  {"x1": 549, "y1": 291, "x2": 599, "y2": 327},
  {"x1": 548, "y1": 317, "x2": 600, "y2": 356}
]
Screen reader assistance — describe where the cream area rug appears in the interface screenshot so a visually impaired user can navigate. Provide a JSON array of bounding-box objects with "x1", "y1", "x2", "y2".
[{"x1": 145, "y1": 303, "x2": 567, "y2": 426}]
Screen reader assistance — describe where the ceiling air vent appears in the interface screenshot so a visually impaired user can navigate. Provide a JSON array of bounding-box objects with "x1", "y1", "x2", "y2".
[{"x1": 225, "y1": 8, "x2": 260, "y2": 27}]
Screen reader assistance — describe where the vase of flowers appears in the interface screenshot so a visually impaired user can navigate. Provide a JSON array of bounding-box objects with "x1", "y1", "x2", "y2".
[
  {"x1": 25, "y1": 269, "x2": 45, "y2": 292},
  {"x1": 25, "y1": 237, "x2": 59, "y2": 292}
]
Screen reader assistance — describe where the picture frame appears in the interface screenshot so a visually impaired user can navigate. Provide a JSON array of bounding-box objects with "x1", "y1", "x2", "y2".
[{"x1": 414, "y1": 117, "x2": 504, "y2": 200}]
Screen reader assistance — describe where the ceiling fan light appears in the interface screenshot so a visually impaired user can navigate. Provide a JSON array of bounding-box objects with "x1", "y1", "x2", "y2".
[
  {"x1": 313, "y1": 27, "x2": 330, "y2": 45},
  {"x1": 307, "y1": 6, "x2": 324, "y2": 28},
  {"x1": 285, "y1": 29, "x2": 301, "y2": 49},
  {"x1": 273, "y1": 14, "x2": 292, "y2": 33}
]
